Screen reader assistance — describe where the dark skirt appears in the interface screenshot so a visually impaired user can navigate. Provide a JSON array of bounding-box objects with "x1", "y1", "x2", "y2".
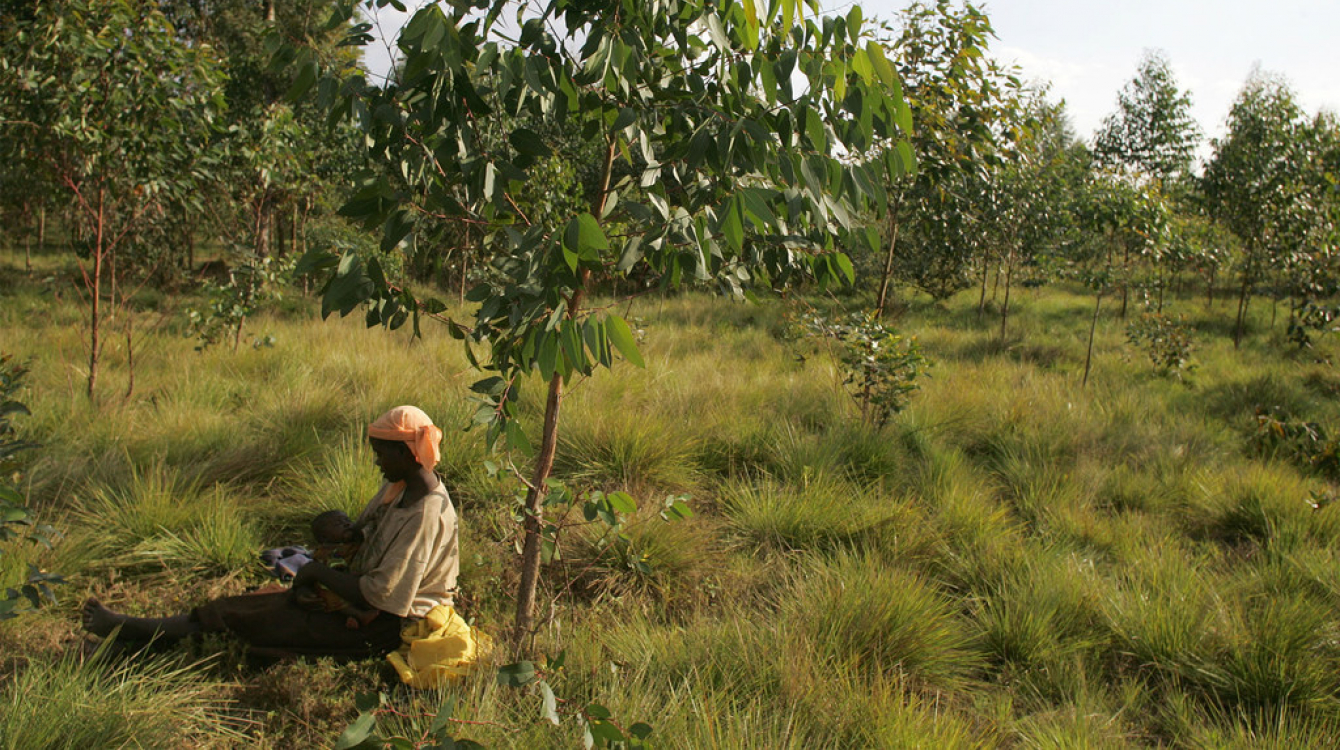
[{"x1": 193, "y1": 591, "x2": 402, "y2": 659}]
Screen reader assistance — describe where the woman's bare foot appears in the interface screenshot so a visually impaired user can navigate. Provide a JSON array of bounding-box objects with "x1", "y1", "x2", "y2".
[{"x1": 81, "y1": 598, "x2": 126, "y2": 638}]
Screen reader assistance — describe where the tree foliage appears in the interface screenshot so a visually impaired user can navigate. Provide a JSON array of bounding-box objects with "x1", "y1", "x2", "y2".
[
  {"x1": 1202, "y1": 70, "x2": 1330, "y2": 347},
  {"x1": 292, "y1": 0, "x2": 912, "y2": 646},
  {"x1": 0, "y1": 0, "x2": 227, "y2": 398},
  {"x1": 871, "y1": 0, "x2": 1024, "y2": 307},
  {"x1": 1093, "y1": 50, "x2": 1201, "y2": 183}
]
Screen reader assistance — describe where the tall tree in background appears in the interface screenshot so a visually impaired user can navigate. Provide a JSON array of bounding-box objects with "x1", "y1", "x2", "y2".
[
  {"x1": 0, "y1": 0, "x2": 226, "y2": 398},
  {"x1": 161, "y1": 0, "x2": 361, "y2": 263},
  {"x1": 872, "y1": 0, "x2": 1020, "y2": 314},
  {"x1": 295, "y1": 0, "x2": 912, "y2": 648},
  {"x1": 1202, "y1": 70, "x2": 1310, "y2": 347},
  {"x1": 1093, "y1": 50, "x2": 1201, "y2": 184}
]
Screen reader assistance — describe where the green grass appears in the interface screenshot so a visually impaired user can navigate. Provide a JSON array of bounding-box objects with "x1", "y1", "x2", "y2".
[
  {"x1": 0, "y1": 648, "x2": 251, "y2": 749},
  {"x1": 6, "y1": 248, "x2": 1340, "y2": 746}
]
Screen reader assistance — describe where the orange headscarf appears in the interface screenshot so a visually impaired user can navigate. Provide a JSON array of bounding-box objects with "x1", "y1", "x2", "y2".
[{"x1": 368, "y1": 405, "x2": 442, "y2": 470}]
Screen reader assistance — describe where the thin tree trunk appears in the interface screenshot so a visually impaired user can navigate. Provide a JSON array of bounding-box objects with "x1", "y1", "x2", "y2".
[
  {"x1": 976, "y1": 259, "x2": 989, "y2": 320},
  {"x1": 512, "y1": 138, "x2": 618, "y2": 651},
  {"x1": 1083, "y1": 290, "x2": 1102, "y2": 387},
  {"x1": 38, "y1": 204, "x2": 46, "y2": 247},
  {"x1": 1234, "y1": 250, "x2": 1253, "y2": 348},
  {"x1": 1119, "y1": 243, "x2": 1130, "y2": 319},
  {"x1": 875, "y1": 207, "x2": 901, "y2": 317},
  {"x1": 88, "y1": 189, "x2": 106, "y2": 400},
  {"x1": 233, "y1": 317, "x2": 245, "y2": 353},
  {"x1": 513, "y1": 369, "x2": 566, "y2": 652},
  {"x1": 275, "y1": 209, "x2": 287, "y2": 258},
  {"x1": 124, "y1": 323, "x2": 135, "y2": 400},
  {"x1": 999, "y1": 247, "x2": 1015, "y2": 343},
  {"x1": 458, "y1": 254, "x2": 468, "y2": 306},
  {"x1": 255, "y1": 200, "x2": 271, "y2": 258}
]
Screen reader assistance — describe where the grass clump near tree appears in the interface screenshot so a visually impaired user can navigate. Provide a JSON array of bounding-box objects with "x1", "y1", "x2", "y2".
[{"x1": 6, "y1": 239, "x2": 1340, "y2": 745}]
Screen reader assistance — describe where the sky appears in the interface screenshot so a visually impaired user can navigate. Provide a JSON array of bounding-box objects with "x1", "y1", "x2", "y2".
[
  {"x1": 860, "y1": 0, "x2": 1340, "y2": 148},
  {"x1": 363, "y1": 1, "x2": 1340, "y2": 157}
]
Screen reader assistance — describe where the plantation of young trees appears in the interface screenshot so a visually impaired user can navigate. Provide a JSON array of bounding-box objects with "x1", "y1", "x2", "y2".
[{"x1": 3, "y1": 0, "x2": 1340, "y2": 746}]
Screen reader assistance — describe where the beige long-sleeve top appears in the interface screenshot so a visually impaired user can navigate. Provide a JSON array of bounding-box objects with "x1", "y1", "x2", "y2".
[{"x1": 351, "y1": 481, "x2": 459, "y2": 619}]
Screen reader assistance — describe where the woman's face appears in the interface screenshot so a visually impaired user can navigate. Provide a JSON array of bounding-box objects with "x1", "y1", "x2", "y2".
[{"x1": 371, "y1": 439, "x2": 418, "y2": 482}]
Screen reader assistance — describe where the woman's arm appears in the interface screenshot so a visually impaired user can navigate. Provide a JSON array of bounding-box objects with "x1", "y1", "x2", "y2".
[{"x1": 289, "y1": 562, "x2": 372, "y2": 609}]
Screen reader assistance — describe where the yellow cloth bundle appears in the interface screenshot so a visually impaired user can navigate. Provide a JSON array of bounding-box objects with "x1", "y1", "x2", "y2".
[{"x1": 387, "y1": 604, "x2": 491, "y2": 689}]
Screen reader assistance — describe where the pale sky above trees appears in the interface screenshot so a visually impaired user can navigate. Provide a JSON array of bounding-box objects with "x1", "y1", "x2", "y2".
[{"x1": 963, "y1": 0, "x2": 1338, "y2": 147}]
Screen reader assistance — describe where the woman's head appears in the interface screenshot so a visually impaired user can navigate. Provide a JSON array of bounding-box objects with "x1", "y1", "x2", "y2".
[
  {"x1": 367, "y1": 406, "x2": 441, "y2": 466},
  {"x1": 367, "y1": 405, "x2": 442, "y2": 482}
]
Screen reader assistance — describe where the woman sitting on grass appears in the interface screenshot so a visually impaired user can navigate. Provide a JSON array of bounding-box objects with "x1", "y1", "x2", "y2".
[{"x1": 82, "y1": 405, "x2": 459, "y2": 660}]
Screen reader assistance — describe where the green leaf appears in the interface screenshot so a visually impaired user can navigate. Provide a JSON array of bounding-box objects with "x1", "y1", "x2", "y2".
[
  {"x1": 505, "y1": 420, "x2": 533, "y2": 458},
  {"x1": 704, "y1": 13, "x2": 728, "y2": 49},
  {"x1": 589, "y1": 720, "x2": 625, "y2": 743},
  {"x1": 560, "y1": 323, "x2": 588, "y2": 375},
  {"x1": 615, "y1": 235, "x2": 644, "y2": 272},
  {"x1": 286, "y1": 58, "x2": 318, "y2": 102},
  {"x1": 721, "y1": 197, "x2": 744, "y2": 252},
  {"x1": 563, "y1": 213, "x2": 610, "y2": 256},
  {"x1": 741, "y1": 188, "x2": 778, "y2": 230},
  {"x1": 606, "y1": 491, "x2": 636, "y2": 514},
  {"x1": 509, "y1": 128, "x2": 551, "y2": 158},
  {"x1": 497, "y1": 661, "x2": 539, "y2": 687},
  {"x1": 629, "y1": 722, "x2": 654, "y2": 740},
  {"x1": 334, "y1": 712, "x2": 377, "y2": 750},
  {"x1": 354, "y1": 691, "x2": 382, "y2": 714},
  {"x1": 0, "y1": 506, "x2": 29, "y2": 524},
  {"x1": 851, "y1": 49, "x2": 873, "y2": 82},
  {"x1": 586, "y1": 703, "x2": 612, "y2": 720},
  {"x1": 896, "y1": 140, "x2": 917, "y2": 175},
  {"x1": 833, "y1": 252, "x2": 855, "y2": 284},
  {"x1": 847, "y1": 5, "x2": 864, "y2": 39},
  {"x1": 866, "y1": 41, "x2": 895, "y2": 87},
  {"x1": 604, "y1": 314, "x2": 644, "y2": 368},
  {"x1": 804, "y1": 108, "x2": 826, "y2": 151},
  {"x1": 537, "y1": 332, "x2": 560, "y2": 381},
  {"x1": 322, "y1": 254, "x2": 375, "y2": 320}
]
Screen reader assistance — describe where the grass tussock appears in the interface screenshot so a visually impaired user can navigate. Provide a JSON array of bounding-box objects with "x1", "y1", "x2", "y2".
[{"x1": 0, "y1": 649, "x2": 252, "y2": 749}]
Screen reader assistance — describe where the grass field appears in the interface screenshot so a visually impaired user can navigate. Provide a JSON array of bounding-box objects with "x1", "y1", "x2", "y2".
[{"x1": 4, "y1": 244, "x2": 1340, "y2": 748}]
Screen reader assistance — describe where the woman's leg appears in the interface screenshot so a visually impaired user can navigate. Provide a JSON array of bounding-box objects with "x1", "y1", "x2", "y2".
[{"x1": 82, "y1": 598, "x2": 201, "y2": 643}]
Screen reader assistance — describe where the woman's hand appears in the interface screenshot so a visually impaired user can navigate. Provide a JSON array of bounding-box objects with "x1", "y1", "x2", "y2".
[{"x1": 289, "y1": 560, "x2": 373, "y2": 610}]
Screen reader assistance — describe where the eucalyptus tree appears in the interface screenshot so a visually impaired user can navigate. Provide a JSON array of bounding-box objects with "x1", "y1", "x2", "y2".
[
  {"x1": 1093, "y1": 50, "x2": 1201, "y2": 184},
  {"x1": 0, "y1": 0, "x2": 226, "y2": 399},
  {"x1": 983, "y1": 89, "x2": 1084, "y2": 339},
  {"x1": 1202, "y1": 70, "x2": 1313, "y2": 347},
  {"x1": 157, "y1": 0, "x2": 362, "y2": 264},
  {"x1": 871, "y1": 0, "x2": 1021, "y2": 314},
  {"x1": 1281, "y1": 110, "x2": 1340, "y2": 348},
  {"x1": 293, "y1": 0, "x2": 912, "y2": 646}
]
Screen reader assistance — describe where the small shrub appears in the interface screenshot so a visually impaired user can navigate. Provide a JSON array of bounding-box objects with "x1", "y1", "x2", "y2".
[
  {"x1": 1252, "y1": 407, "x2": 1340, "y2": 481},
  {"x1": 1126, "y1": 312, "x2": 1195, "y2": 379},
  {"x1": 787, "y1": 311, "x2": 931, "y2": 427},
  {"x1": 0, "y1": 354, "x2": 61, "y2": 619}
]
